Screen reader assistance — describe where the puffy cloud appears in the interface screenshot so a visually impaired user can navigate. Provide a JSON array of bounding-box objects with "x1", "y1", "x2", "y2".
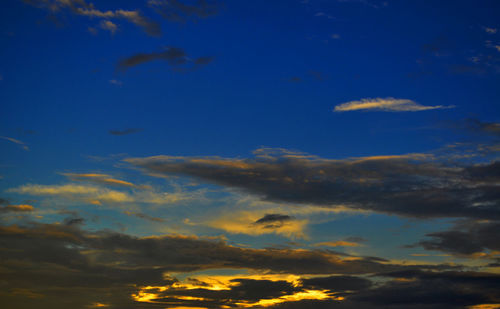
[
  {"x1": 125, "y1": 148, "x2": 500, "y2": 220},
  {"x1": 333, "y1": 97, "x2": 454, "y2": 112}
]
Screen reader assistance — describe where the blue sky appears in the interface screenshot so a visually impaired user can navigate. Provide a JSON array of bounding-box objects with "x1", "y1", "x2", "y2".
[{"x1": 1, "y1": 1, "x2": 500, "y2": 308}]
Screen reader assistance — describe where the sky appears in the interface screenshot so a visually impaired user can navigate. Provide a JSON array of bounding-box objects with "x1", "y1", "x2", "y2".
[{"x1": 0, "y1": 0, "x2": 500, "y2": 308}]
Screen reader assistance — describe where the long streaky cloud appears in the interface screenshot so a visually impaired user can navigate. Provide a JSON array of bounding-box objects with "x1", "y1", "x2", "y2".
[
  {"x1": 125, "y1": 148, "x2": 500, "y2": 220},
  {"x1": 334, "y1": 97, "x2": 454, "y2": 112},
  {"x1": 0, "y1": 136, "x2": 29, "y2": 151}
]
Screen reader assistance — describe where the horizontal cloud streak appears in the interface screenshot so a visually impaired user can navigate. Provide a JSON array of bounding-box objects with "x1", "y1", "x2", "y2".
[
  {"x1": 333, "y1": 97, "x2": 454, "y2": 112},
  {"x1": 125, "y1": 148, "x2": 500, "y2": 220}
]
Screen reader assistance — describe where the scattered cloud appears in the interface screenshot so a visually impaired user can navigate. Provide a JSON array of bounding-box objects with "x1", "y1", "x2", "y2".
[
  {"x1": 23, "y1": 0, "x2": 161, "y2": 36},
  {"x1": 7, "y1": 183, "x2": 188, "y2": 206},
  {"x1": 408, "y1": 220, "x2": 500, "y2": 257},
  {"x1": 109, "y1": 79, "x2": 123, "y2": 86},
  {"x1": 333, "y1": 97, "x2": 454, "y2": 112},
  {"x1": 108, "y1": 128, "x2": 142, "y2": 135},
  {"x1": 483, "y1": 27, "x2": 498, "y2": 34},
  {"x1": 60, "y1": 173, "x2": 141, "y2": 188},
  {"x1": 123, "y1": 210, "x2": 165, "y2": 222},
  {"x1": 0, "y1": 204, "x2": 34, "y2": 214},
  {"x1": 0, "y1": 136, "x2": 29, "y2": 151},
  {"x1": 253, "y1": 213, "x2": 294, "y2": 229},
  {"x1": 99, "y1": 20, "x2": 117, "y2": 34},
  {"x1": 207, "y1": 210, "x2": 308, "y2": 239},
  {"x1": 314, "y1": 240, "x2": 362, "y2": 247},
  {"x1": 117, "y1": 47, "x2": 213, "y2": 72},
  {"x1": 148, "y1": 0, "x2": 219, "y2": 23}
]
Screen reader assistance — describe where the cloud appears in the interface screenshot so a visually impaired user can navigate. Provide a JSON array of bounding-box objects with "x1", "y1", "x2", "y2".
[
  {"x1": 108, "y1": 79, "x2": 123, "y2": 86},
  {"x1": 0, "y1": 219, "x2": 476, "y2": 308},
  {"x1": 333, "y1": 97, "x2": 454, "y2": 112},
  {"x1": 0, "y1": 204, "x2": 34, "y2": 214},
  {"x1": 60, "y1": 173, "x2": 148, "y2": 189},
  {"x1": 207, "y1": 210, "x2": 308, "y2": 239},
  {"x1": 0, "y1": 136, "x2": 29, "y2": 151},
  {"x1": 483, "y1": 27, "x2": 498, "y2": 34},
  {"x1": 462, "y1": 119, "x2": 500, "y2": 137},
  {"x1": 148, "y1": 0, "x2": 219, "y2": 23},
  {"x1": 253, "y1": 214, "x2": 294, "y2": 228},
  {"x1": 123, "y1": 211, "x2": 165, "y2": 222},
  {"x1": 7, "y1": 183, "x2": 188, "y2": 206},
  {"x1": 408, "y1": 220, "x2": 500, "y2": 256},
  {"x1": 117, "y1": 48, "x2": 213, "y2": 72},
  {"x1": 125, "y1": 148, "x2": 500, "y2": 220},
  {"x1": 109, "y1": 128, "x2": 142, "y2": 135},
  {"x1": 314, "y1": 240, "x2": 362, "y2": 247},
  {"x1": 100, "y1": 20, "x2": 117, "y2": 34},
  {"x1": 117, "y1": 47, "x2": 187, "y2": 69},
  {"x1": 23, "y1": 0, "x2": 161, "y2": 36}
]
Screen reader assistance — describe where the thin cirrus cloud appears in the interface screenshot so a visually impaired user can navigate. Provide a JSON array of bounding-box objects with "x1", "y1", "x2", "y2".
[
  {"x1": 333, "y1": 97, "x2": 455, "y2": 112},
  {"x1": 0, "y1": 136, "x2": 29, "y2": 151},
  {"x1": 7, "y1": 183, "x2": 188, "y2": 206}
]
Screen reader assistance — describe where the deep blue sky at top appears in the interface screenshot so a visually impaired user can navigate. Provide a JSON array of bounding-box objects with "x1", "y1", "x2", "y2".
[{"x1": 1, "y1": 0, "x2": 499, "y2": 187}]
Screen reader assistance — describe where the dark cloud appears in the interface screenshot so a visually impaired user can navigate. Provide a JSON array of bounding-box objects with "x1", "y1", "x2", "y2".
[
  {"x1": 253, "y1": 213, "x2": 294, "y2": 229},
  {"x1": 125, "y1": 148, "x2": 500, "y2": 220},
  {"x1": 148, "y1": 0, "x2": 219, "y2": 23},
  {"x1": 118, "y1": 47, "x2": 187, "y2": 70},
  {"x1": 461, "y1": 118, "x2": 500, "y2": 137},
  {"x1": 123, "y1": 211, "x2": 165, "y2": 222},
  {"x1": 300, "y1": 275, "x2": 372, "y2": 291},
  {"x1": 0, "y1": 220, "x2": 476, "y2": 308},
  {"x1": 268, "y1": 270, "x2": 500, "y2": 309},
  {"x1": 408, "y1": 220, "x2": 500, "y2": 256},
  {"x1": 63, "y1": 217, "x2": 85, "y2": 226},
  {"x1": 117, "y1": 48, "x2": 214, "y2": 72},
  {"x1": 109, "y1": 128, "x2": 143, "y2": 135}
]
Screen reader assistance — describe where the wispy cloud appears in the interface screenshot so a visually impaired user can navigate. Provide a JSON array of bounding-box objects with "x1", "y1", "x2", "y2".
[
  {"x1": 117, "y1": 47, "x2": 213, "y2": 71},
  {"x1": 7, "y1": 183, "x2": 188, "y2": 206},
  {"x1": 148, "y1": 0, "x2": 219, "y2": 23},
  {"x1": 109, "y1": 128, "x2": 142, "y2": 135},
  {"x1": 333, "y1": 97, "x2": 454, "y2": 112},
  {"x1": 0, "y1": 136, "x2": 29, "y2": 151},
  {"x1": 0, "y1": 204, "x2": 34, "y2": 214},
  {"x1": 23, "y1": 0, "x2": 161, "y2": 36}
]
